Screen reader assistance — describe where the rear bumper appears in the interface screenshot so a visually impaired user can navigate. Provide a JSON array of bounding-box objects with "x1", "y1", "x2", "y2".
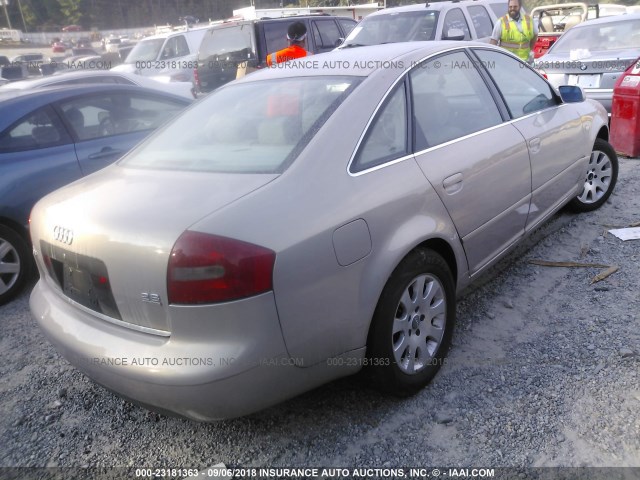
[
  {"x1": 583, "y1": 88, "x2": 613, "y2": 114},
  {"x1": 30, "y1": 279, "x2": 354, "y2": 420}
]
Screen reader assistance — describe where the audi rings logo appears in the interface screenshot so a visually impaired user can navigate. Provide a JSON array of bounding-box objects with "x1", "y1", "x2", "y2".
[{"x1": 53, "y1": 226, "x2": 74, "y2": 245}]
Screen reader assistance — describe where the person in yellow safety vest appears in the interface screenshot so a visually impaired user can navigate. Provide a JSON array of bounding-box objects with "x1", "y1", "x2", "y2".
[
  {"x1": 490, "y1": 0, "x2": 538, "y2": 64},
  {"x1": 266, "y1": 21, "x2": 309, "y2": 67}
]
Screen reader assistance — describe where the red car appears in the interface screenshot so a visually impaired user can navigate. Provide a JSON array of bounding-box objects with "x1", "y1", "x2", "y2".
[
  {"x1": 61, "y1": 25, "x2": 82, "y2": 32},
  {"x1": 51, "y1": 42, "x2": 67, "y2": 53}
]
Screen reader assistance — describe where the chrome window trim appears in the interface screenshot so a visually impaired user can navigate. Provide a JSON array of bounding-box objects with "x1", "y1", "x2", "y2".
[{"x1": 347, "y1": 46, "x2": 469, "y2": 177}]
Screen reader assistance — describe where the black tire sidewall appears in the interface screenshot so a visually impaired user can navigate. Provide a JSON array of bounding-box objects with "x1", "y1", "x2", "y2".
[
  {"x1": 0, "y1": 225, "x2": 32, "y2": 306},
  {"x1": 569, "y1": 138, "x2": 619, "y2": 213},
  {"x1": 367, "y1": 249, "x2": 456, "y2": 395}
]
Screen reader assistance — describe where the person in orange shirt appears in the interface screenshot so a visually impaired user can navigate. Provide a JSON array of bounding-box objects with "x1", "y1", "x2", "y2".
[{"x1": 266, "y1": 21, "x2": 308, "y2": 67}]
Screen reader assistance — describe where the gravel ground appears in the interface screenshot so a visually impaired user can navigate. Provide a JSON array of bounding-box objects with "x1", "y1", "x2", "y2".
[{"x1": 1, "y1": 158, "x2": 639, "y2": 478}]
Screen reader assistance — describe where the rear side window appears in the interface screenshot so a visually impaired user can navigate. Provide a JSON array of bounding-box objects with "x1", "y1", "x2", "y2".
[
  {"x1": 352, "y1": 83, "x2": 408, "y2": 173},
  {"x1": 467, "y1": 5, "x2": 494, "y2": 38},
  {"x1": 311, "y1": 20, "x2": 342, "y2": 52},
  {"x1": 0, "y1": 106, "x2": 71, "y2": 152},
  {"x1": 442, "y1": 8, "x2": 471, "y2": 40},
  {"x1": 410, "y1": 51, "x2": 502, "y2": 149},
  {"x1": 264, "y1": 22, "x2": 294, "y2": 55}
]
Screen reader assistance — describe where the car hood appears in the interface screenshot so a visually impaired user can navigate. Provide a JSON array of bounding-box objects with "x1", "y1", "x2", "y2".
[{"x1": 30, "y1": 165, "x2": 278, "y2": 334}]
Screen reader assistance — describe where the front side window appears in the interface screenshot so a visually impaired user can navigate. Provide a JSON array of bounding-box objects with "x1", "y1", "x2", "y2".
[
  {"x1": 312, "y1": 20, "x2": 342, "y2": 52},
  {"x1": 161, "y1": 36, "x2": 189, "y2": 59},
  {"x1": 411, "y1": 51, "x2": 502, "y2": 149},
  {"x1": 352, "y1": 83, "x2": 408, "y2": 172},
  {"x1": 467, "y1": 5, "x2": 494, "y2": 38},
  {"x1": 474, "y1": 49, "x2": 558, "y2": 118},
  {"x1": 59, "y1": 93, "x2": 185, "y2": 141},
  {"x1": 121, "y1": 76, "x2": 361, "y2": 173},
  {"x1": 338, "y1": 18, "x2": 357, "y2": 37},
  {"x1": 442, "y1": 8, "x2": 471, "y2": 40},
  {"x1": 0, "y1": 106, "x2": 70, "y2": 152}
]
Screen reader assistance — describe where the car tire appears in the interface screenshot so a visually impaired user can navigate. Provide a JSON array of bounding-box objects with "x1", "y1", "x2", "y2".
[
  {"x1": 366, "y1": 248, "x2": 456, "y2": 396},
  {"x1": 0, "y1": 225, "x2": 32, "y2": 306},
  {"x1": 568, "y1": 138, "x2": 618, "y2": 212}
]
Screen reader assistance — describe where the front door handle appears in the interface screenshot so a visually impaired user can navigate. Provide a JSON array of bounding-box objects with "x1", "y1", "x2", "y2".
[
  {"x1": 529, "y1": 138, "x2": 541, "y2": 154},
  {"x1": 88, "y1": 147, "x2": 123, "y2": 160}
]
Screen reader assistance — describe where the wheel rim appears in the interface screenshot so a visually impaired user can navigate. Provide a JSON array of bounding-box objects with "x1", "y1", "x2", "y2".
[
  {"x1": 0, "y1": 236, "x2": 21, "y2": 295},
  {"x1": 577, "y1": 149, "x2": 613, "y2": 205},
  {"x1": 392, "y1": 274, "x2": 446, "y2": 375}
]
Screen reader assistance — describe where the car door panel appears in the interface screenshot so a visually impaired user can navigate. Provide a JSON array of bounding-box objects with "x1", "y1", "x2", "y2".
[
  {"x1": 0, "y1": 145, "x2": 81, "y2": 229},
  {"x1": 472, "y1": 48, "x2": 587, "y2": 231},
  {"x1": 410, "y1": 50, "x2": 531, "y2": 275},
  {"x1": 414, "y1": 125, "x2": 531, "y2": 273},
  {"x1": 74, "y1": 131, "x2": 146, "y2": 175},
  {"x1": 509, "y1": 107, "x2": 586, "y2": 230}
]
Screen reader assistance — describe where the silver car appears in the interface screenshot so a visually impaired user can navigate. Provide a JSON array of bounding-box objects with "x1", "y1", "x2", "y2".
[
  {"x1": 30, "y1": 42, "x2": 617, "y2": 421},
  {"x1": 536, "y1": 13, "x2": 640, "y2": 113}
]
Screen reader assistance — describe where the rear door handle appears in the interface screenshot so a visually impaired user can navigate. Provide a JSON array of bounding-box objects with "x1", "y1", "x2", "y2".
[
  {"x1": 443, "y1": 173, "x2": 463, "y2": 195},
  {"x1": 88, "y1": 147, "x2": 123, "y2": 160}
]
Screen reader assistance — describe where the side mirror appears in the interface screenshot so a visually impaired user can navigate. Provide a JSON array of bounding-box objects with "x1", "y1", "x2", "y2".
[
  {"x1": 335, "y1": 37, "x2": 345, "y2": 47},
  {"x1": 558, "y1": 85, "x2": 585, "y2": 103},
  {"x1": 443, "y1": 28, "x2": 465, "y2": 41}
]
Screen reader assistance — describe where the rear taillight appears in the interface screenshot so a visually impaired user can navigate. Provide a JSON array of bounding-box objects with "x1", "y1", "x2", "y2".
[
  {"x1": 167, "y1": 231, "x2": 275, "y2": 305},
  {"x1": 193, "y1": 67, "x2": 200, "y2": 88}
]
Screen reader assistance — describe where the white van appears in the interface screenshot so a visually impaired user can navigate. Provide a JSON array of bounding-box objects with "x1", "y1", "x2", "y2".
[{"x1": 112, "y1": 27, "x2": 208, "y2": 82}]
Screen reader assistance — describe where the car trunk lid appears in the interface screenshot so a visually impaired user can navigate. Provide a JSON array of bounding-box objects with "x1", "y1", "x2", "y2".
[{"x1": 32, "y1": 165, "x2": 278, "y2": 335}]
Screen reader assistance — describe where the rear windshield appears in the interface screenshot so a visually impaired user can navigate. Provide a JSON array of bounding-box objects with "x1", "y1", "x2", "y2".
[
  {"x1": 199, "y1": 24, "x2": 255, "y2": 60},
  {"x1": 550, "y1": 18, "x2": 640, "y2": 53},
  {"x1": 124, "y1": 38, "x2": 165, "y2": 63},
  {"x1": 343, "y1": 11, "x2": 439, "y2": 46},
  {"x1": 121, "y1": 76, "x2": 362, "y2": 173}
]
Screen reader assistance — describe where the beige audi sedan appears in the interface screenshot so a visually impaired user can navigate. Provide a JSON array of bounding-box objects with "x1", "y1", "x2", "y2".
[{"x1": 30, "y1": 42, "x2": 616, "y2": 421}]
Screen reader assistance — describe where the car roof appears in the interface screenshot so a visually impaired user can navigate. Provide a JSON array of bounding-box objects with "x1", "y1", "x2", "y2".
[
  {"x1": 140, "y1": 26, "x2": 209, "y2": 41},
  {"x1": 0, "y1": 84, "x2": 189, "y2": 132},
  {"x1": 208, "y1": 14, "x2": 348, "y2": 30},
  {"x1": 366, "y1": 0, "x2": 496, "y2": 16},
  {"x1": 238, "y1": 40, "x2": 490, "y2": 81}
]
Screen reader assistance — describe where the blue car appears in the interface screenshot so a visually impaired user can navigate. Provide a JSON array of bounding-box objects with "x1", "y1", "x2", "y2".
[{"x1": 0, "y1": 84, "x2": 190, "y2": 305}]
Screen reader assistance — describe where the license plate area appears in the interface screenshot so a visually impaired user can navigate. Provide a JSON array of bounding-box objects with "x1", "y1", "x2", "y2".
[
  {"x1": 567, "y1": 74, "x2": 601, "y2": 88},
  {"x1": 40, "y1": 241, "x2": 121, "y2": 319}
]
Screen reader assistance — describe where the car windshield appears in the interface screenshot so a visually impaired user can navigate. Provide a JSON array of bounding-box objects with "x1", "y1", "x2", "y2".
[
  {"x1": 120, "y1": 76, "x2": 362, "y2": 173},
  {"x1": 124, "y1": 38, "x2": 165, "y2": 63},
  {"x1": 342, "y1": 10, "x2": 439, "y2": 46},
  {"x1": 550, "y1": 18, "x2": 640, "y2": 53}
]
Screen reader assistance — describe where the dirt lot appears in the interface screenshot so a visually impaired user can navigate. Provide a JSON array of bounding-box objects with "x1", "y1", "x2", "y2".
[{"x1": 1, "y1": 158, "x2": 639, "y2": 477}]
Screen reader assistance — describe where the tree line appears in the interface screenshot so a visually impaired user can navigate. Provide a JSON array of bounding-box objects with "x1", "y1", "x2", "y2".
[{"x1": 3, "y1": 0, "x2": 403, "y2": 31}]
